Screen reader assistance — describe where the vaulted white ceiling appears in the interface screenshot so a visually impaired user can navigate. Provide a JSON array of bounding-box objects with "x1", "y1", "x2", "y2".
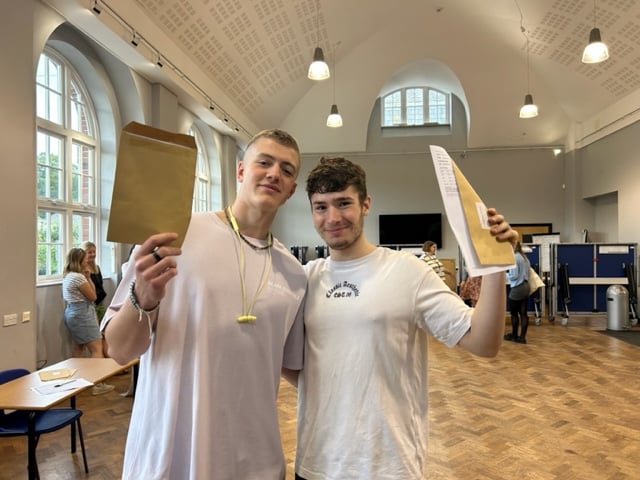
[{"x1": 46, "y1": 0, "x2": 640, "y2": 152}]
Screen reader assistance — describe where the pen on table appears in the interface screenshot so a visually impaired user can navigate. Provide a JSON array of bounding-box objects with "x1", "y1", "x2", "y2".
[{"x1": 54, "y1": 379, "x2": 76, "y2": 388}]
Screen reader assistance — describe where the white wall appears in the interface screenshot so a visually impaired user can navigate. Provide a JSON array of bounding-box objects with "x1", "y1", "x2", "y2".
[
  {"x1": 274, "y1": 148, "x2": 565, "y2": 263},
  {"x1": 0, "y1": 0, "x2": 41, "y2": 371}
]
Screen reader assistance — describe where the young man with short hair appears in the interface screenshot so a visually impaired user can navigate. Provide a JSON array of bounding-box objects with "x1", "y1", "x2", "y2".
[{"x1": 294, "y1": 157, "x2": 517, "y2": 480}]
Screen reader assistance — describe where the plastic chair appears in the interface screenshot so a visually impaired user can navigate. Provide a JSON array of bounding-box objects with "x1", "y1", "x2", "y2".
[{"x1": 0, "y1": 368, "x2": 88, "y2": 478}]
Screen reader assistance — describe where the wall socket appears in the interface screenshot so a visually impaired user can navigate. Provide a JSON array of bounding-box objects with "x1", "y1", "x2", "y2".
[
  {"x1": 22, "y1": 311, "x2": 31, "y2": 322},
  {"x1": 3, "y1": 313, "x2": 18, "y2": 326}
]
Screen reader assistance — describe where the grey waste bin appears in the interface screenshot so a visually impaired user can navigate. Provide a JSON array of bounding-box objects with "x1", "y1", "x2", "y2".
[{"x1": 606, "y1": 285, "x2": 629, "y2": 331}]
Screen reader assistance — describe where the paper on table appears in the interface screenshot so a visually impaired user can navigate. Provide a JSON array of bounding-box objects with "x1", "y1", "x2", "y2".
[
  {"x1": 107, "y1": 122, "x2": 197, "y2": 247},
  {"x1": 38, "y1": 368, "x2": 77, "y2": 382},
  {"x1": 32, "y1": 378, "x2": 94, "y2": 396},
  {"x1": 430, "y1": 145, "x2": 515, "y2": 277}
]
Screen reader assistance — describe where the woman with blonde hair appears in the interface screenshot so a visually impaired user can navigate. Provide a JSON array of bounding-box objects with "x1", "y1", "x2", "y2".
[
  {"x1": 62, "y1": 247, "x2": 114, "y2": 395},
  {"x1": 80, "y1": 241, "x2": 107, "y2": 320}
]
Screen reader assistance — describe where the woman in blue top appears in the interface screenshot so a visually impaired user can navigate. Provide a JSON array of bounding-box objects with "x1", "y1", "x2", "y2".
[{"x1": 505, "y1": 241, "x2": 531, "y2": 343}]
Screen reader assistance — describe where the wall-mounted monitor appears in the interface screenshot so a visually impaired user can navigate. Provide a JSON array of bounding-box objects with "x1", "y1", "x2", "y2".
[{"x1": 378, "y1": 213, "x2": 442, "y2": 247}]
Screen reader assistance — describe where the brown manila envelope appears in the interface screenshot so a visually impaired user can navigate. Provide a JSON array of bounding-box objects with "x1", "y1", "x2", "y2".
[
  {"x1": 107, "y1": 122, "x2": 197, "y2": 247},
  {"x1": 38, "y1": 368, "x2": 77, "y2": 382},
  {"x1": 430, "y1": 145, "x2": 515, "y2": 276}
]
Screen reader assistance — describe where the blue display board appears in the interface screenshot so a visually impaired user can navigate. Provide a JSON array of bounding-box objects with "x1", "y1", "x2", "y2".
[{"x1": 552, "y1": 243, "x2": 636, "y2": 316}]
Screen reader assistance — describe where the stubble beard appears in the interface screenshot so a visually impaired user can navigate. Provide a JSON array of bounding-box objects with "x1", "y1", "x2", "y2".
[{"x1": 322, "y1": 218, "x2": 364, "y2": 252}]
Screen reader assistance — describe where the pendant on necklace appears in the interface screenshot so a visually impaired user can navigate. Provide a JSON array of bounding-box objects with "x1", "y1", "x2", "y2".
[{"x1": 237, "y1": 314, "x2": 257, "y2": 323}]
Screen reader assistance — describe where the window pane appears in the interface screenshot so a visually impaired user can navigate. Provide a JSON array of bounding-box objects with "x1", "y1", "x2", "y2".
[
  {"x1": 71, "y1": 142, "x2": 94, "y2": 204},
  {"x1": 383, "y1": 91, "x2": 402, "y2": 126},
  {"x1": 190, "y1": 128, "x2": 210, "y2": 212},
  {"x1": 72, "y1": 213, "x2": 93, "y2": 246},
  {"x1": 37, "y1": 210, "x2": 63, "y2": 276},
  {"x1": 406, "y1": 88, "x2": 424, "y2": 125},
  {"x1": 35, "y1": 55, "x2": 63, "y2": 124},
  {"x1": 69, "y1": 79, "x2": 93, "y2": 136},
  {"x1": 193, "y1": 176, "x2": 209, "y2": 212},
  {"x1": 429, "y1": 89, "x2": 448, "y2": 124},
  {"x1": 36, "y1": 131, "x2": 63, "y2": 200}
]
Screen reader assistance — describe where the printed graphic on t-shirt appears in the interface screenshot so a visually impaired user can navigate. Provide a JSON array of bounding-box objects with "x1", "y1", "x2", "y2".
[{"x1": 325, "y1": 280, "x2": 360, "y2": 299}]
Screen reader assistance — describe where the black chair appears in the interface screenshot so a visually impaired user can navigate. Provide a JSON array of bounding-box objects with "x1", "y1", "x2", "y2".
[{"x1": 0, "y1": 368, "x2": 88, "y2": 478}]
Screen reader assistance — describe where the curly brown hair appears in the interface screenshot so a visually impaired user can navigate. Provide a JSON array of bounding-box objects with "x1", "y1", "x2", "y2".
[{"x1": 306, "y1": 157, "x2": 367, "y2": 203}]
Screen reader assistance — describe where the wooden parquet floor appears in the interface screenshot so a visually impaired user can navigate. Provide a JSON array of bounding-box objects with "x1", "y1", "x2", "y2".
[{"x1": 2, "y1": 317, "x2": 639, "y2": 479}]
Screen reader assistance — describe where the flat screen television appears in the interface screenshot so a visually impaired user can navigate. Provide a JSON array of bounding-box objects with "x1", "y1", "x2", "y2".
[{"x1": 378, "y1": 213, "x2": 442, "y2": 247}]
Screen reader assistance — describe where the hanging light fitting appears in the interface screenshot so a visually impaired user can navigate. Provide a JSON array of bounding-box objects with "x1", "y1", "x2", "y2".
[
  {"x1": 519, "y1": 94, "x2": 538, "y2": 118},
  {"x1": 308, "y1": 0, "x2": 330, "y2": 80},
  {"x1": 327, "y1": 104, "x2": 343, "y2": 128},
  {"x1": 519, "y1": 27, "x2": 538, "y2": 119},
  {"x1": 582, "y1": 1, "x2": 609, "y2": 64},
  {"x1": 326, "y1": 42, "x2": 342, "y2": 127}
]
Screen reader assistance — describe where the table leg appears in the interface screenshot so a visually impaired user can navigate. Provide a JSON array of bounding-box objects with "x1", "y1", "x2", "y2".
[
  {"x1": 27, "y1": 411, "x2": 39, "y2": 480},
  {"x1": 70, "y1": 395, "x2": 77, "y2": 453}
]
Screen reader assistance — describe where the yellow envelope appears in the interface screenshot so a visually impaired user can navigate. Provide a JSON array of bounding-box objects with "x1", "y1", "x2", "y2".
[
  {"x1": 38, "y1": 368, "x2": 77, "y2": 382},
  {"x1": 452, "y1": 161, "x2": 514, "y2": 266},
  {"x1": 107, "y1": 122, "x2": 197, "y2": 247}
]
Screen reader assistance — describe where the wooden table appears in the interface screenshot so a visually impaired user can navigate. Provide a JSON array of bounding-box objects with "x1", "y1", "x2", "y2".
[{"x1": 0, "y1": 357, "x2": 137, "y2": 479}]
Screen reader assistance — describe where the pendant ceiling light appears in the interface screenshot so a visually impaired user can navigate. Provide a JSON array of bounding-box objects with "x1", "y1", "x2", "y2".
[
  {"x1": 327, "y1": 104, "x2": 343, "y2": 128},
  {"x1": 519, "y1": 93, "x2": 538, "y2": 119},
  {"x1": 518, "y1": 26, "x2": 538, "y2": 118},
  {"x1": 326, "y1": 42, "x2": 343, "y2": 127},
  {"x1": 582, "y1": 0, "x2": 609, "y2": 64},
  {"x1": 308, "y1": 0, "x2": 330, "y2": 80}
]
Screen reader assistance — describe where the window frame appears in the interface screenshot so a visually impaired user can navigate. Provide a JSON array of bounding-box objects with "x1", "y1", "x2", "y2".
[
  {"x1": 189, "y1": 126, "x2": 211, "y2": 213},
  {"x1": 36, "y1": 48, "x2": 100, "y2": 283},
  {"x1": 381, "y1": 86, "x2": 450, "y2": 127}
]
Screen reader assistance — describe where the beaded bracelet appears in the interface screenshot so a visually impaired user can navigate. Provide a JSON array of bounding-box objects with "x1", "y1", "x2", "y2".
[{"x1": 128, "y1": 280, "x2": 160, "y2": 339}]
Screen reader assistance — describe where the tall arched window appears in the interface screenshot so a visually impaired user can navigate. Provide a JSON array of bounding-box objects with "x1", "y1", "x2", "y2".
[
  {"x1": 189, "y1": 127, "x2": 211, "y2": 212},
  {"x1": 382, "y1": 87, "x2": 450, "y2": 126},
  {"x1": 36, "y1": 48, "x2": 99, "y2": 282}
]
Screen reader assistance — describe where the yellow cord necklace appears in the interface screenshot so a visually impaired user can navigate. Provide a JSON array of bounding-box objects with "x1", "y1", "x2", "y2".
[{"x1": 225, "y1": 206, "x2": 272, "y2": 323}]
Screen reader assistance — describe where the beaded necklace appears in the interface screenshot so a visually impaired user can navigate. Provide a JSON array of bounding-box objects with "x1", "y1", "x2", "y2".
[{"x1": 224, "y1": 206, "x2": 272, "y2": 250}]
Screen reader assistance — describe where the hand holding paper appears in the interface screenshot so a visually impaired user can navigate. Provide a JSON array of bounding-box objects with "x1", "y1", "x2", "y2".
[{"x1": 430, "y1": 145, "x2": 516, "y2": 277}]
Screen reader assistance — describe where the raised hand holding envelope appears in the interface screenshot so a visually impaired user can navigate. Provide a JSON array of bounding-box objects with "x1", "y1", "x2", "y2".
[
  {"x1": 430, "y1": 145, "x2": 515, "y2": 277},
  {"x1": 107, "y1": 122, "x2": 197, "y2": 247}
]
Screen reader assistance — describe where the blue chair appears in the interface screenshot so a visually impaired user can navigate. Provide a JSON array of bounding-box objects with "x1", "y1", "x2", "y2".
[{"x1": 0, "y1": 368, "x2": 88, "y2": 478}]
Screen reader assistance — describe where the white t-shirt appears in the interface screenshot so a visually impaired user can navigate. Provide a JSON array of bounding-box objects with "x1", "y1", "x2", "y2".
[
  {"x1": 103, "y1": 212, "x2": 306, "y2": 480},
  {"x1": 296, "y1": 247, "x2": 471, "y2": 480}
]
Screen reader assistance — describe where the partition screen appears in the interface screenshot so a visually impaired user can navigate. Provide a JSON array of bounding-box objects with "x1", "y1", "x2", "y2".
[{"x1": 378, "y1": 213, "x2": 442, "y2": 247}]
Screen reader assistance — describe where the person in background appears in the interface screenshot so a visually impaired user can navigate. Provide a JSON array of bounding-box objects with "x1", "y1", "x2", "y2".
[
  {"x1": 459, "y1": 272, "x2": 482, "y2": 307},
  {"x1": 81, "y1": 241, "x2": 107, "y2": 320},
  {"x1": 62, "y1": 247, "x2": 114, "y2": 395},
  {"x1": 292, "y1": 157, "x2": 518, "y2": 480},
  {"x1": 101, "y1": 129, "x2": 306, "y2": 479},
  {"x1": 504, "y1": 241, "x2": 531, "y2": 344},
  {"x1": 420, "y1": 240, "x2": 454, "y2": 287}
]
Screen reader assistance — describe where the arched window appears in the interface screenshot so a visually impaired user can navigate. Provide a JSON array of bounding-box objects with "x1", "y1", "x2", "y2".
[
  {"x1": 189, "y1": 127, "x2": 211, "y2": 212},
  {"x1": 381, "y1": 87, "x2": 450, "y2": 127},
  {"x1": 36, "y1": 48, "x2": 99, "y2": 281}
]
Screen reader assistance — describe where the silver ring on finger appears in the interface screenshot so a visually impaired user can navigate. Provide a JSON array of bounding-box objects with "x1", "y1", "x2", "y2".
[{"x1": 151, "y1": 247, "x2": 163, "y2": 263}]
